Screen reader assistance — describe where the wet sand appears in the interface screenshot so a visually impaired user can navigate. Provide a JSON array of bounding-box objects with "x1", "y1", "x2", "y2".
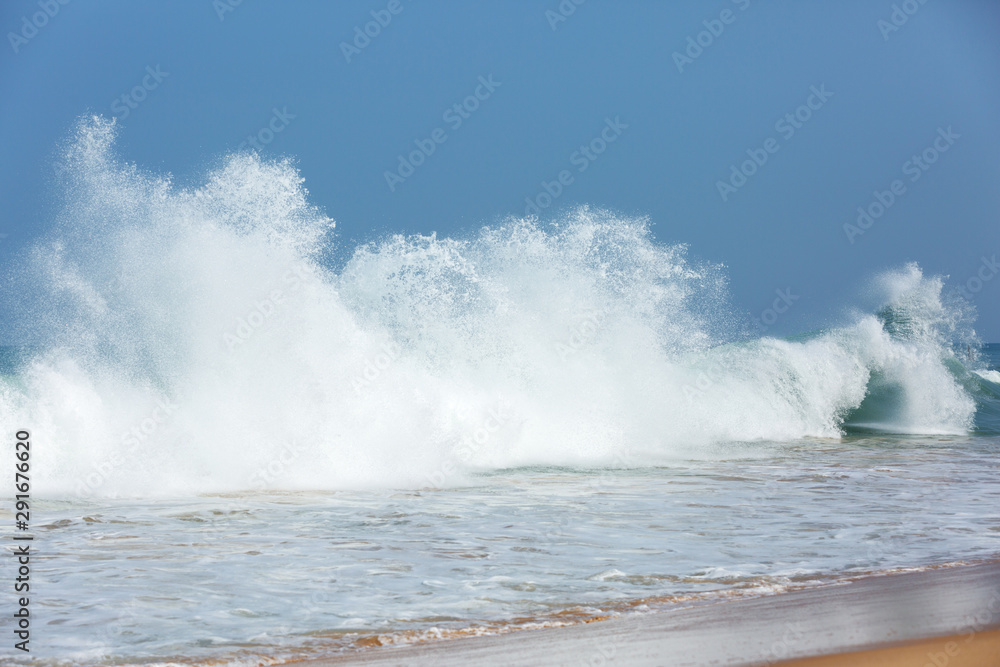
[
  {"x1": 776, "y1": 628, "x2": 1000, "y2": 666},
  {"x1": 295, "y1": 560, "x2": 1000, "y2": 666}
]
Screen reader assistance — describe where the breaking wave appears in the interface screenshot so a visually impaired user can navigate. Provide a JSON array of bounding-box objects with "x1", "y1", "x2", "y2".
[{"x1": 0, "y1": 116, "x2": 996, "y2": 498}]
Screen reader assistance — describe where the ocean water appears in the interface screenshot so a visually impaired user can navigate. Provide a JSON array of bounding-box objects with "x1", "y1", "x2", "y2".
[{"x1": 1, "y1": 117, "x2": 999, "y2": 666}]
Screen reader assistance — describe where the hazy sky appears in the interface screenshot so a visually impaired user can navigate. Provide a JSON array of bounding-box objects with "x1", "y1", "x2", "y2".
[{"x1": 2, "y1": 0, "x2": 999, "y2": 339}]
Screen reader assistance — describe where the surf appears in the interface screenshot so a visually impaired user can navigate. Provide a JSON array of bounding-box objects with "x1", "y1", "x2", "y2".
[{"x1": 0, "y1": 116, "x2": 996, "y2": 499}]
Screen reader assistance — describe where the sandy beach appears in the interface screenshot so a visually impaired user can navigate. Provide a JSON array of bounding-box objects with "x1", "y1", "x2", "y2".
[
  {"x1": 297, "y1": 561, "x2": 1000, "y2": 666},
  {"x1": 778, "y1": 629, "x2": 1000, "y2": 666}
]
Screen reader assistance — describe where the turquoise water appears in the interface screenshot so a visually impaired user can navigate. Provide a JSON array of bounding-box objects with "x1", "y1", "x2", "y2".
[{"x1": 970, "y1": 343, "x2": 1000, "y2": 434}]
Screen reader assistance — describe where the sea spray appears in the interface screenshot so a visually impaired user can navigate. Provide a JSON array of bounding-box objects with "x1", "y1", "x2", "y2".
[{"x1": 0, "y1": 116, "x2": 990, "y2": 498}]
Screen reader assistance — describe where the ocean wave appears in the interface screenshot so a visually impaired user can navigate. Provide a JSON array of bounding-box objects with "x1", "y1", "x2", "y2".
[{"x1": 0, "y1": 116, "x2": 995, "y2": 498}]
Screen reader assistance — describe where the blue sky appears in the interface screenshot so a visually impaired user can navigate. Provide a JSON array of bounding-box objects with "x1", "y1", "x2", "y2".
[{"x1": 2, "y1": 0, "x2": 999, "y2": 340}]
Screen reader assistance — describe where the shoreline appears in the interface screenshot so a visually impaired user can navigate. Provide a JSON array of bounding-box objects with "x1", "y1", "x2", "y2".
[{"x1": 293, "y1": 560, "x2": 1000, "y2": 666}]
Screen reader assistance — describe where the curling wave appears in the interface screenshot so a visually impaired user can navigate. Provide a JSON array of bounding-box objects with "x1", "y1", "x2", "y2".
[{"x1": 0, "y1": 117, "x2": 996, "y2": 498}]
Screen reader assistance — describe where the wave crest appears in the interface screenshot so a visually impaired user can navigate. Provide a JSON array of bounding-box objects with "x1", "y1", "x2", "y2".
[{"x1": 0, "y1": 117, "x2": 991, "y2": 498}]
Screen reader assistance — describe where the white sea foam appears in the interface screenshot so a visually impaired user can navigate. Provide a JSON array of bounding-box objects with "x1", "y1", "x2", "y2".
[
  {"x1": 976, "y1": 369, "x2": 1000, "y2": 384},
  {"x1": 0, "y1": 117, "x2": 988, "y2": 498}
]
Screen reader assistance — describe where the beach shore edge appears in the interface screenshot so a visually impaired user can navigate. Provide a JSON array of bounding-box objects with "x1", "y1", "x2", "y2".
[{"x1": 293, "y1": 560, "x2": 1000, "y2": 666}]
